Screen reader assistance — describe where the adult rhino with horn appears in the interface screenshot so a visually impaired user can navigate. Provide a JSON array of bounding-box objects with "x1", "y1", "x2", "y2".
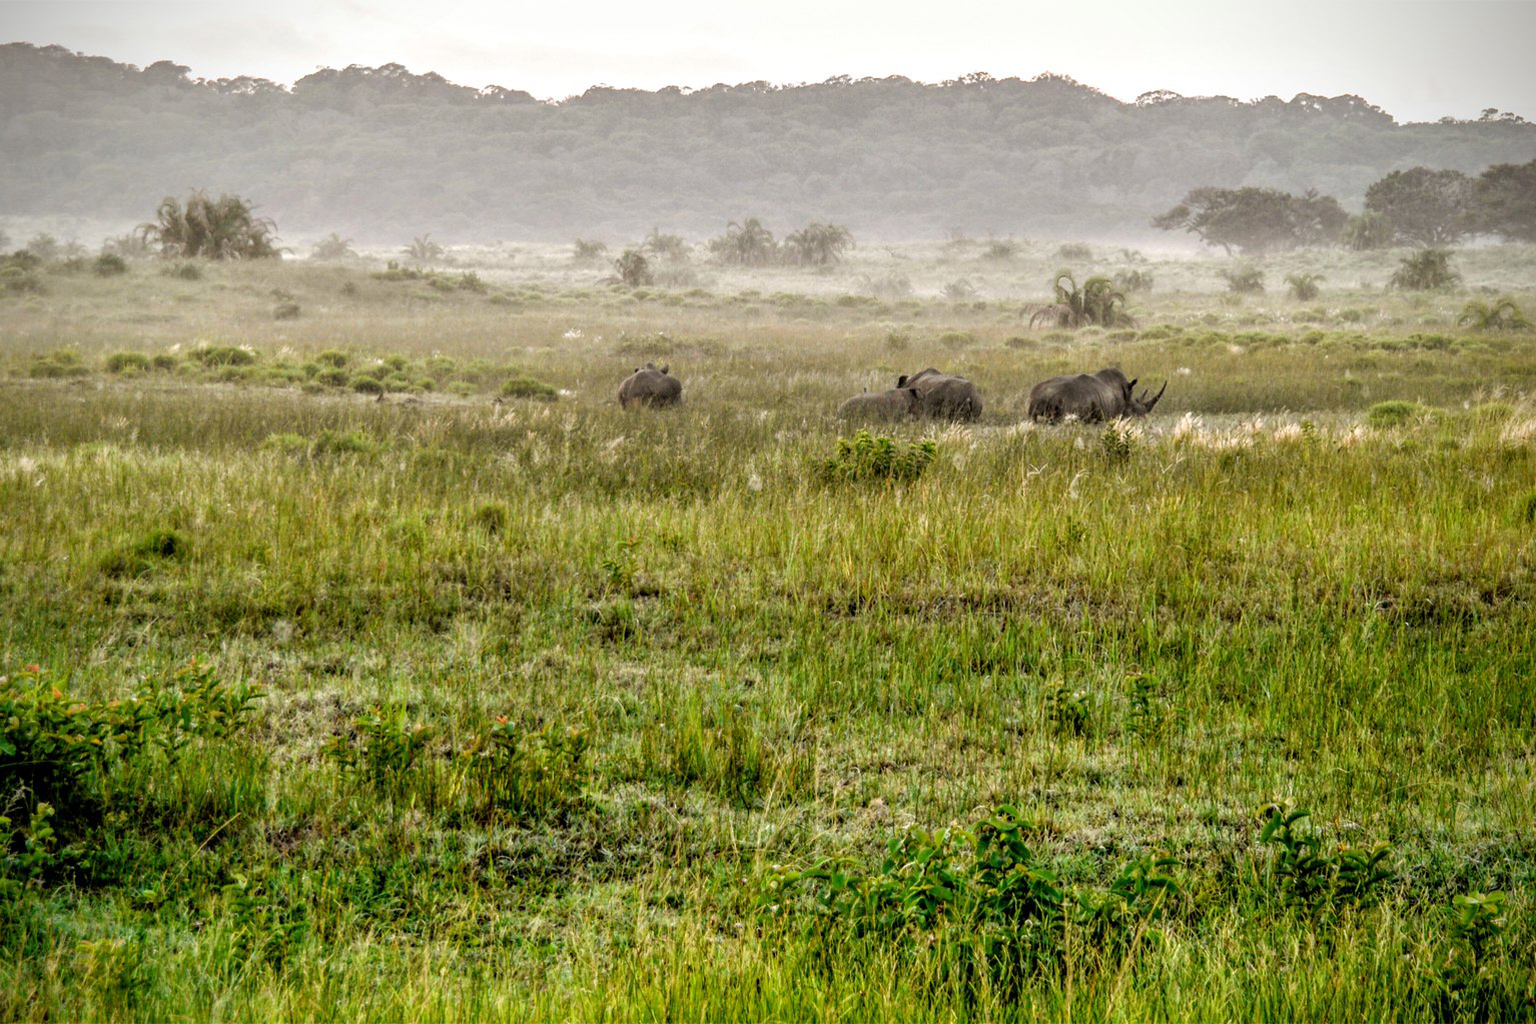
[
  {"x1": 895, "y1": 368, "x2": 982, "y2": 421},
  {"x1": 1026, "y1": 368, "x2": 1166, "y2": 423}
]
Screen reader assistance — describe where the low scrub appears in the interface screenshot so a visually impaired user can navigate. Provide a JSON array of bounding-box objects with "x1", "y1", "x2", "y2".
[{"x1": 821, "y1": 431, "x2": 937, "y2": 484}]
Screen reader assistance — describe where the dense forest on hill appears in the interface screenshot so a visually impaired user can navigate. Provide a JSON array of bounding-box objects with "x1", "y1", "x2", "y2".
[{"x1": 2, "y1": 42, "x2": 1534, "y2": 244}]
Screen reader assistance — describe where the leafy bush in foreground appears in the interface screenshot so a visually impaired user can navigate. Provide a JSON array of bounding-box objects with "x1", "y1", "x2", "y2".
[
  {"x1": 821, "y1": 431, "x2": 937, "y2": 484},
  {"x1": 762, "y1": 806, "x2": 1180, "y2": 991}
]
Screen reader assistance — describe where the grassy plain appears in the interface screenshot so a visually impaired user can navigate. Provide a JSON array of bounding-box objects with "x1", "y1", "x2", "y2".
[{"x1": 2, "y1": 241, "x2": 1535, "y2": 1021}]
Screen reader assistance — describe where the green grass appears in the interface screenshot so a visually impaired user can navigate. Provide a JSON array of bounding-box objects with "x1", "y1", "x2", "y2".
[{"x1": 1, "y1": 248, "x2": 1534, "y2": 1020}]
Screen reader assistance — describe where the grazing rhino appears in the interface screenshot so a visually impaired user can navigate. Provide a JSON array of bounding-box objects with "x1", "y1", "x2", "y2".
[
  {"x1": 618, "y1": 362, "x2": 682, "y2": 409},
  {"x1": 837, "y1": 387, "x2": 921, "y2": 421},
  {"x1": 896, "y1": 368, "x2": 983, "y2": 421},
  {"x1": 1027, "y1": 368, "x2": 1166, "y2": 423}
]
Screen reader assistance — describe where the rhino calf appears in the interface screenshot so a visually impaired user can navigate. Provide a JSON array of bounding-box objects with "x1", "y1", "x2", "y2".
[
  {"x1": 618, "y1": 362, "x2": 683, "y2": 408},
  {"x1": 895, "y1": 367, "x2": 982, "y2": 420},
  {"x1": 837, "y1": 387, "x2": 921, "y2": 421},
  {"x1": 1027, "y1": 368, "x2": 1166, "y2": 423}
]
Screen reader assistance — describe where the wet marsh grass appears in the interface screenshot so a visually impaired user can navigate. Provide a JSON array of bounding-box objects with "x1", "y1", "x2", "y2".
[{"x1": 1, "y1": 251, "x2": 1535, "y2": 1020}]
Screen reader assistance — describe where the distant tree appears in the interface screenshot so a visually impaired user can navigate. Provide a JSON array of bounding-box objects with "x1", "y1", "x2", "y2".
[
  {"x1": 572, "y1": 239, "x2": 609, "y2": 264},
  {"x1": 1388, "y1": 248, "x2": 1460, "y2": 291},
  {"x1": 941, "y1": 278, "x2": 978, "y2": 300},
  {"x1": 1153, "y1": 186, "x2": 1344, "y2": 255},
  {"x1": 1457, "y1": 296, "x2": 1528, "y2": 330},
  {"x1": 708, "y1": 218, "x2": 776, "y2": 266},
  {"x1": 1114, "y1": 269, "x2": 1154, "y2": 293},
  {"x1": 1289, "y1": 190, "x2": 1349, "y2": 246},
  {"x1": 101, "y1": 233, "x2": 151, "y2": 259},
  {"x1": 1219, "y1": 266, "x2": 1266, "y2": 294},
  {"x1": 137, "y1": 191, "x2": 281, "y2": 259},
  {"x1": 1472, "y1": 158, "x2": 1536, "y2": 242},
  {"x1": 1284, "y1": 272, "x2": 1325, "y2": 300},
  {"x1": 1339, "y1": 212, "x2": 1394, "y2": 250},
  {"x1": 642, "y1": 227, "x2": 689, "y2": 263},
  {"x1": 25, "y1": 233, "x2": 61, "y2": 262},
  {"x1": 782, "y1": 223, "x2": 854, "y2": 266},
  {"x1": 1028, "y1": 271, "x2": 1133, "y2": 328},
  {"x1": 310, "y1": 233, "x2": 357, "y2": 260},
  {"x1": 982, "y1": 239, "x2": 1019, "y2": 260},
  {"x1": 1364, "y1": 167, "x2": 1474, "y2": 246},
  {"x1": 402, "y1": 233, "x2": 444, "y2": 263},
  {"x1": 0, "y1": 227, "x2": 9, "y2": 251},
  {"x1": 614, "y1": 249, "x2": 653, "y2": 286}
]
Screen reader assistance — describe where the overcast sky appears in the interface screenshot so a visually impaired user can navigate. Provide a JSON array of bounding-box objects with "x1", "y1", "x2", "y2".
[{"x1": 5, "y1": 0, "x2": 1534, "y2": 122}]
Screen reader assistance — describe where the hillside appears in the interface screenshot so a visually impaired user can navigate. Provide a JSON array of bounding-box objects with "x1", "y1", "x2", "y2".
[{"x1": 2, "y1": 42, "x2": 1535, "y2": 243}]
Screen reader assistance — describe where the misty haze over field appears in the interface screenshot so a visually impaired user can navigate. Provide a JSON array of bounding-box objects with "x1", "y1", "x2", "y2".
[
  {"x1": 3, "y1": 42, "x2": 1535, "y2": 247},
  {"x1": 3, "y1": 0, "x2": 1536, "y2": 246}
]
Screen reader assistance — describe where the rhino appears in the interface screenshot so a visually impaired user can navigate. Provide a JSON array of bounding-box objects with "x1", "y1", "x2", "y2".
[
  {"x1": 618, "y1": 362, "x2": 682, "y2": 408},
  {"x1": 896, "y1": 368, "x2": 982, "y2": 420},
  {"x1": 837, "y1": 387, "x2": 921, "y2": 421},
  {"x1": 1027, "y1": 368, "x2": 1166, "y2": 423}
]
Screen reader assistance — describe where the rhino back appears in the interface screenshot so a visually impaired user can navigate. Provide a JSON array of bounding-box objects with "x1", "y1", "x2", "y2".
[{"x1": 619, "y1": 369, "x2": 683, "y2": 407}]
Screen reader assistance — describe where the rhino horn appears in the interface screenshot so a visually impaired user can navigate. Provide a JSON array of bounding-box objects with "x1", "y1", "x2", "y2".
[{"x1": 1144, "y1": 380, "x2": 1168, "y2": 411}]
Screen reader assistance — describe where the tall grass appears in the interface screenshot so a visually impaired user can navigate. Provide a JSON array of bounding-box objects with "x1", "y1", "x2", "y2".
[{"x1": 1, "y1": 251, "x2": 1534, "y2": 1020}]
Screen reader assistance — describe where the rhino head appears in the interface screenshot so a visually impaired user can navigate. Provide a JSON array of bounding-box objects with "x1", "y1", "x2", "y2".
[{"x1": 1124, "y1": 378, "x2": 1167, "y2": 416}]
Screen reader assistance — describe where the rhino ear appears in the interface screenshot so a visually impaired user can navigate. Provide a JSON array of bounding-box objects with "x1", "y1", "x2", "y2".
[
  {"x1": 897, "y1": 375, "x2": 908, "y2": 387},
  {"x1": 660, "y1": 365, "x2": 669, "y2": 375},
  {"x1": 1128, "y1": 377, "x2": 1138, "y2": 390}
]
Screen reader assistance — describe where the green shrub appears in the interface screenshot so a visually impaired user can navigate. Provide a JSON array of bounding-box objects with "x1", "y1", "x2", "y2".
[
  {"x1": 762, "y1": 806, "x2": 1179, "y2": 989},
  {"x1": 821, "y1": 431, "x2": 938, "y2": 484},
  {"x1": 316, "y1": 367, "x2": 349, "y2": 387},
  {"x1": 189, "y1": 345, "x2": 256, "y2": 367},
  {"x1": 1259, "y1": 805, "x2": 1392, "y2": 916},
  {"x1": 93, "y1": 253, "x2": 128, "y2": 277},
  {"x1": 351, "y1": 377, "x2": 385, "y2": 395},
  {"x1": 310, "y1": 430, "x2": 381, "y2": 457},
  {"x1": 324, "y1": 707, "x2": 435, "y2": 792},
  {"x1": 29, "y1": 351, "x2": 89, "y2": 378},
  {"x1": 1367, "y1": 400, "x2": 1422, "y2": 429},
  {"x1": 1284, "y1": 272, "x2": 1326, "y2": 301},
  {"x1": 458, "y1": 718, "x2": 590, "y2": 821},
  {"x1": 260, "y1": 432, "x2": 309, "y2": 454},
  {"x1": 1389, "y1": 248, "x2": 1459, "y2": 291},
  {"x1": 164, "y1": 261, "x2": 203, "y2": 281},
  {"x1": 151, "y1": 353, "x2": 178, "y2": 371},
  {"x1": 500, "y1": 374, "x2": 558, "y2": 401},
  {"x1": 1457, "y1": 297, "x2": 1528, "y2": 331},
  {"x1": 1220, "y1": 266, "x2": 1266, "y2": 294},
  {"x1": 272, "y1": 301, "x2": 301, "y2": 320},
  {"x1": 0, "y1": 663, "x2": 261, "y2": 829},
  {"x1": 1057, "y1": 242, "x2": 1093, "y2": 260},
  {"x1": 2, "y1": 264, "x2": 44, "y2": 294},
  {"x1": 104, "y1": 351, "x2": 151, "y2": 374},
  {"x1": 317, "y1": 349, "x2": 349, "y2": 368}
]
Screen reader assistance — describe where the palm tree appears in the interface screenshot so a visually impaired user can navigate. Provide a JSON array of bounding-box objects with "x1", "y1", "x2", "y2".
[
  {"x1": 1284, "y1": 272, "x2": 1325, "y2": 301},
  {"x1": 310, "y1": 233, "x2": 357, "y2": 260},
  {"x1": 1028, "y1": 271, "x2": 1134, "y2": 329},
  {"x1": 783, "y1": 223, "x2": 854, "y2": 266},
  {"x1": 642, "y1": 227, "x2": 689, "y2": 263},
  {"x1": 614, "y1": 249, "x2": 653, "y2": 287},
  {"x1": 708, "y1": 218, "x2": 776, "y2": 266},
  {"x1": 137, "y1": 191, "x2": 281, "y2": 259},
  {"x1": 402, "y1": 233, "x2": 444, "y2": 264}
]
